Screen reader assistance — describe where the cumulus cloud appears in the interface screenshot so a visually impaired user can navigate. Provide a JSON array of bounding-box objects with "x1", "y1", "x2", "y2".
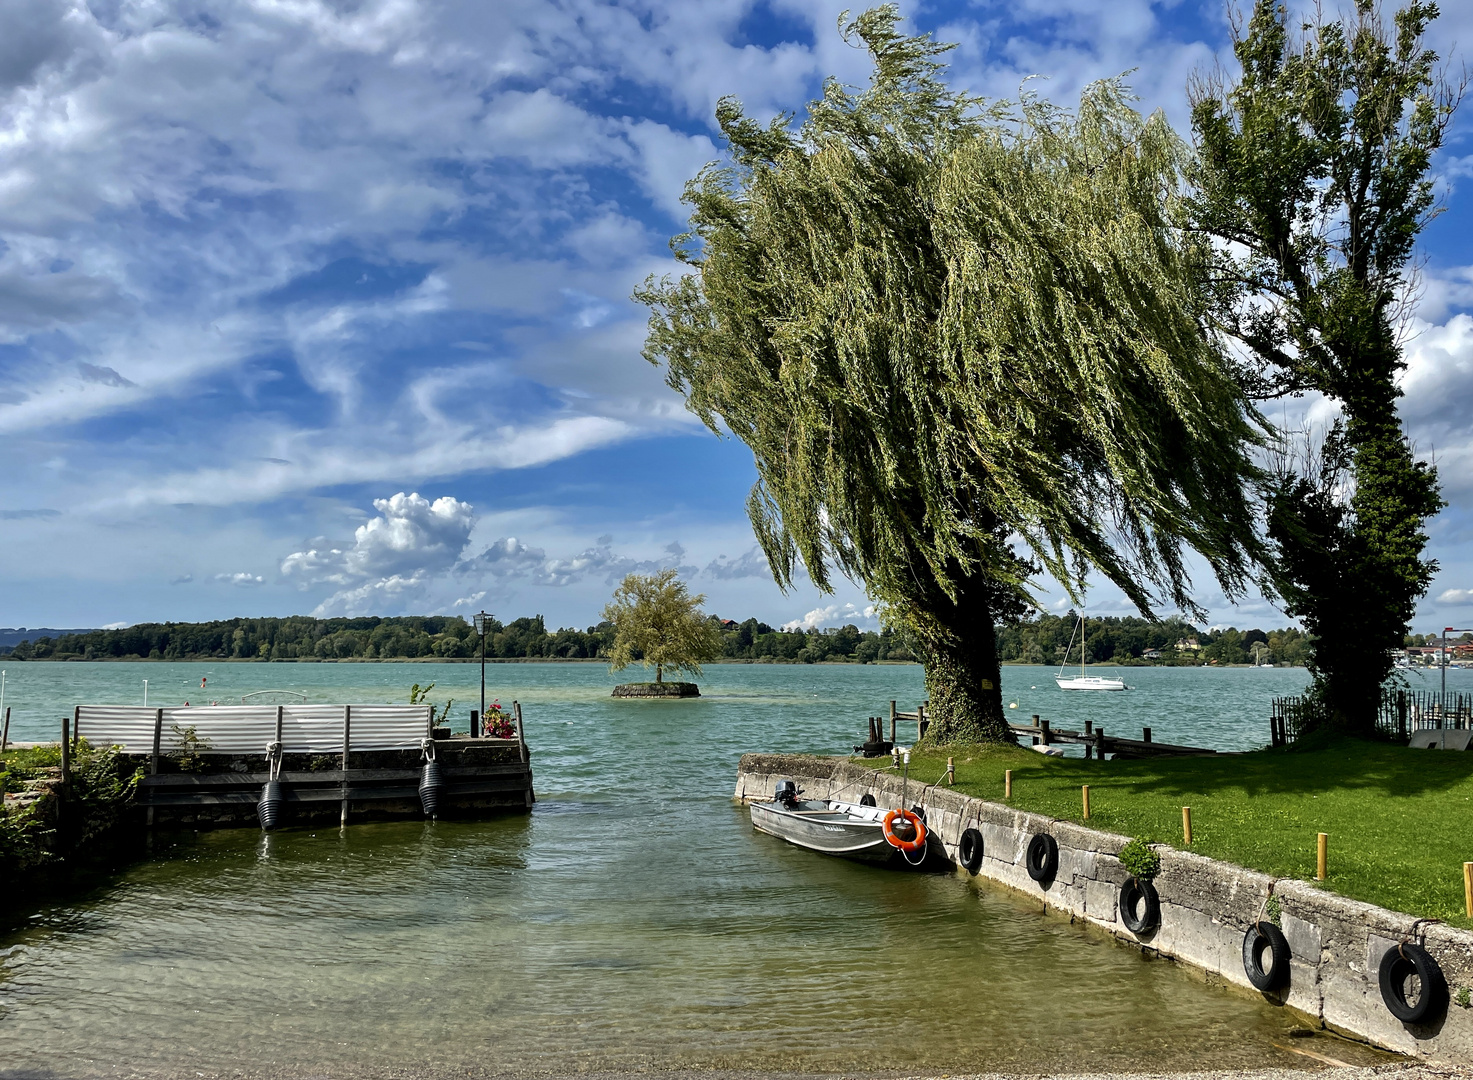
[
  {"x1": 782, "y1": 602, "x2": 877, "y2": 632},
  {"x1": 282, "y1": 492, "x2": 476, "y2": 586},
  {"x1": 1437, "y1": 588, "x2": 1473, "y2": 606},
  {"x1": 215, "y1": 572, "x2": 264, "y2": 586}
]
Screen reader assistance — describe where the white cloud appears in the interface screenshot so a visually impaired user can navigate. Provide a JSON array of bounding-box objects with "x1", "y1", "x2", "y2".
[
  {"x1": 782, "y1": 601, "x2": 876, "y2": 631},
  {"x1": 1437, "y1": 588, "x2": 1473, "y2": 606},
  {"x1": 702, "y1": 546, "x2": 772, "y2": 581},
  {"x1": 214, "y1": 572, "x2": 265, "y2": 586},
  {"x1": 282, "y1": 491, "x2": 475, "y2": 586}
]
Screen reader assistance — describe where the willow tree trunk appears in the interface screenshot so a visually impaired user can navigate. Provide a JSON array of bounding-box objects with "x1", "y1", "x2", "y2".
[{"x1": 910, "y1": 575, "x2": 1009, "y2": 744}]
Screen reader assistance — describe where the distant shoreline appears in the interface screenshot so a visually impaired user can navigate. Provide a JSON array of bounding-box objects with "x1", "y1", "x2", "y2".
[{"x1": 0, "y1": 656, "x2": 1311, "y2": 668}]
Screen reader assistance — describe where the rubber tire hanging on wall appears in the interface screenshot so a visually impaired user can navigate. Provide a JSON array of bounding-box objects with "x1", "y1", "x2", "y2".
[
  {"x1": 958, "y1": 828, "x2": 984, "y2": 874},
  {"x1": 1242, "y1": 921, "x2": 1291, "y2": 991},
  {"x1": 1118, "y1": 876, "x2": 1160, "y2": 935},
  {"x1": 859, "y1": 793, "x2": 876, "y2": 807},
  {"x1": 1379, "y1": 942, "x2": 1446, "y2": 1024},
  {"x1": 1025, "y1": 833, "x2": 1058, "y2": 883}
]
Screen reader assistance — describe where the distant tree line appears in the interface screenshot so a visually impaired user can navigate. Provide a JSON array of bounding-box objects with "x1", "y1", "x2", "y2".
[{"x1": 1, "y1": 612, "x2": 1310, "y2": 666}]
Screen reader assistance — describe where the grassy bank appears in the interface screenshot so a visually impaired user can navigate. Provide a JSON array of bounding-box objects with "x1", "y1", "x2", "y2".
[
  {"x1": 1, "y1": 743, "x2": 139, "y2": 883},
  {"x1": 863, "y1": 737, "x2": 1473, "y2": 929}
]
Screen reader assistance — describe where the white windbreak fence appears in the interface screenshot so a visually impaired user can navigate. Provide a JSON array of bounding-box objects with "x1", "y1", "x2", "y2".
[{"x1": 75, "y1": 705, "x2": 433, "y2": 755}]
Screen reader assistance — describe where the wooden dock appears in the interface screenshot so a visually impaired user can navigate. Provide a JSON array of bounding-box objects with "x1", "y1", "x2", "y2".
[{"x1": 862, "y1": 702, "x2": 1218, "y2": 759}]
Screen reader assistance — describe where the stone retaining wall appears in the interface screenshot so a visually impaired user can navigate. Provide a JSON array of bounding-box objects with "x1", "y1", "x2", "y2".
[{"x1": 735, "y1": 753, "x2": 1473, "y2": 1065}]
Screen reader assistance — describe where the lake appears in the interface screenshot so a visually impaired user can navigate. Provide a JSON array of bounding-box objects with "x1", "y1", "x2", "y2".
[{"x1": 1, "y1": 660, "x2": 1430, "y2": 1076}]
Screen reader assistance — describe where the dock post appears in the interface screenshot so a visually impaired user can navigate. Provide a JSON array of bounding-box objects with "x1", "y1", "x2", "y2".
[
  {"x1": 59, "y1": 714, "x2": 69, "y2": 831},
  {"x1": 1142, "y1": 726, "x2": 1152, "y2": 744},
  {"x1": 340, "y1": 705, "x2": 351, "y2": 826},
  {"x1": 1, "y1": 706, "x2": 9, "y2": 753},
  {"x1": 149, "y1": 709, "x2": 162, "y2": 828},
  {"x1": 1095, "y1": 726, "x2": 1106, "y2": 760},
  {"x1": 1316, "y1": 832, "x2": 1328, "y2": 881},
  {"x1": 72, "y1": 705, "x2": 81, "y2": 751},
  {"x1": 1082, "y1": 785, "x2": 1090, "y2": 819},
  {"x1": 275, "y1": 705, "x2": 284, "y2": 746},
  {"x1": 1039, "y1": 719, "x2": 1050, "y2": 746},
  {"x1": 916, "y1": 702, "x2": 925, "y2": 743},
  {"x1": 1083, "y1": 719, "x2": 1093, "y2": 759},
  {"x1": 890, "y1": 701, "x2": 897, "y2": 743},
  {"x1": 1182, "y1": 806, "x2": 1192, "y2": 845},
  {"x1": 1004, "y1": 769, "x2": 1012, "y2": 799},
  {"x1": 514, "y1": 701, "x2": 528, "y2": 763}
]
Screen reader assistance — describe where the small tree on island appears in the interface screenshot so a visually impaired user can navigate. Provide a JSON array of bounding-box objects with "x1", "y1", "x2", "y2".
[
  {"x1": 604, "y1": 569, "x2": 723, "y2": 685},
  {"x1": 636, "y1": 8, "x2": 1265, "y2": 743}
]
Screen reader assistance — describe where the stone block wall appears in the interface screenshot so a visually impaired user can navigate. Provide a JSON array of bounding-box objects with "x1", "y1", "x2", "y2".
[{"x1": 735, "y1": 753, "x2": 1473, "y2": 1065}]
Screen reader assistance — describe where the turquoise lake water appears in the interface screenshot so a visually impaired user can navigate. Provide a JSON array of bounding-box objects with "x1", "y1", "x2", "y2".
[{"x1": 0, "y1": 660, "x2": 1429, "y2": 1077}]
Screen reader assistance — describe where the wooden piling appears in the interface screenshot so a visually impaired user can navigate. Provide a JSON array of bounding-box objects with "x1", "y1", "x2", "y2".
[
  {"x1": 1082, "y1": 785, "x2": 1091, "y2": 819},
  {"x1": 514, "y1": 701, "x2": 528, "y2": 763},
  {"x1": 890, "y1": 701, "x2": 897, "y2": 744},
  {"x1": 946, "y1": 756, "x2": 955, "y2": 786},
  {"x1": 1142, "y1": 726, "x2": 1152, "y2": 744},
  {"x1": 1, "y1": 706, "x2": 9, "y2": 753},
  {"x1": 916, "y1": 702, "x2": 926, "y2": 743},
  {"x1": 72, "y1": 705, "x2": 81, "y2": 750},
  {"x1": 1039, "y1": 719, "x2": 1051, "y2": 746},
  {"x1": 60, "y1": 715, "x2": 71, "y2": 782},
  {"x1": 1182, "y1": 806, "x2": 1192, "y2": 845},
  {"x1": 275, "y1": 705, "x2": 284, "y2": 746},
  {"x1": 1083, "y1": 719, "x2": 1093, "y2": 759},
  {"x1": 1464, "y1": 862, "x2": 1472, "y2": 919},
  {"x1": 1005, "y1": 769, "x2": 1013, "y2": 799},
  {"x1": 1095, "y1": 725, "x2": 1106, "y2": 759},
  {"x1": 1317, "y1": 833, "x2": 1328, "y2": 881},
  {"x1": 340, "y1": 705, "x2": 351, "y2": 826},
  {"x1": 149, "y1": 708, "x2": 163, "y2": 828}
]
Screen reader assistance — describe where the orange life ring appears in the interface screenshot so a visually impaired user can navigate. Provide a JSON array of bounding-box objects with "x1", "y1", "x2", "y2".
[{"x1": 882, "y1": 808, "x2": 927, "y2": 852}]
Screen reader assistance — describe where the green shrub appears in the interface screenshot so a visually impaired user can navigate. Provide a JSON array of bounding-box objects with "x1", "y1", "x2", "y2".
[{"x1": 1118, "y1": 837, "x2": 1161, "y2": 880}]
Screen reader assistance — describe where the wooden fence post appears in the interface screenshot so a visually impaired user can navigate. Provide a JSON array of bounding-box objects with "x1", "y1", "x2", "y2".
[
  {"x1": 1082, "y1": 785, "x2": 1091, "y2": 820},
  {"x1": 1095, "y1": 725, "x2": 1106, "y2": 759},
  {"x1": 72, "y1": 705, "x2": 81, "y2": 750},
  {"x1": 1039, "y1": 719, "x2": 1050, "y2": 746},
  {"x1": 340, "y1": 705, "x2": 351, "y2": 826},
  {"x1": 889, "y1": 701, "x2": 897, "y2": 744},
  {"x1": 946, "y1": 757, "x2": 955, "y2": 786},
  {"x1": 148, "y1": 708, "x2": 163, "y2": 828},
  {"x1": 60, "y1": 715, "x2": 71, "y2": 783},
  {"x1": 1084, "y1": 719, "x2": 1093, "y2": 759},
  {"x1": 1142, "y1": 727, "x2": 1152, "y2": 744},
  {"x1": 514, "y1": 701, "x2": 527, "y2": 763},
  {"x1": 1, "y1": 706, "x2": 9, "y2": 753},
  {"x1": 1464, "y1": 862, "x2": 1473, "y2": 919},
  {"x1": 1316, "y1": 833, "x2": 1328, "y2": 881},
  {"x1": 1004, "y1": 769, "x2": 1013, "y2": 799},
  {"x1": 916, "y1": 702, "x2": 925, "y2": 743},
  {"x1": 1182, "y1": 806, "x2": 1192, "y2": 845}
]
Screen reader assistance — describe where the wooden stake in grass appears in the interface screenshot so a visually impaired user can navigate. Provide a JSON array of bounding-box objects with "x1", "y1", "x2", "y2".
[
  {"x1": 1182, "y1": 806, "x2": 1192, "y2": 846},
  {"x1": 1082, "y1": 784, "x2": 1091, "y2": 820},
  {"x1": 1317, "y1": 833, "x2": 1328, "y2": 881},
  {"x1": 1005, "y1": 769, "x2": 1013, "y2": 800},
  {"x1": 947, "y1": 756, "x2": 955, "y2": 786},
  {"x1": 1464, "y1": 862, "x2": 1472, "y2": 919}
]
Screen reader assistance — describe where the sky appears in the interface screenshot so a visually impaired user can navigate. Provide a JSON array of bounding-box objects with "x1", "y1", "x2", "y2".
[{"x1": 1, "y1": 0, "x2": 1471, "y2": 636}]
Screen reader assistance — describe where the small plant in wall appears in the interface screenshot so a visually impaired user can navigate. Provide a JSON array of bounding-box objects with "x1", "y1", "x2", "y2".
[
  {"x1": 1264, "y1": 893, "x2": 1282, "y2": 926},
  {"x1": 1117, "y1": 837, "x2": 1161, "y2": 880},
  {"x1": 1455, "y1": 986, "x2": 1471, "y2": 1010}
]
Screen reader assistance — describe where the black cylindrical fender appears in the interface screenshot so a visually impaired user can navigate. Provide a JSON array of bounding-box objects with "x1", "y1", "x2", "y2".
[
  {"x1": 958, "y1": 828, "x2": 984, "y2": 874},
  {"x1": 258, "y1": 779, "x2": 283, "y2": 832},
  {"x1": 1242, "y1": 921, "x2": 1291, "y2": 991},
  {"x1": 419, "y1": 759, "x2": 444, "y2": 818},
  {"x1": 1118, "y1": 876, "x2": 1160, "y2": 935},
  {"x1": 1025, "y1": 832, "x2": 1058, "y2": 883},
  {"x1": 1379, "y1": 942, "x2": 1446, "y2": 1024},
  {"x1": 859, "y1": 793, "x2": 876, "y2": 807}
]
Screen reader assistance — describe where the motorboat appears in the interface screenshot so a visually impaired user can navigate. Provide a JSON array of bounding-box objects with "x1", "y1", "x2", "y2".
[
  {"x1": 749, "y1": 780, "x2": 930, "y2": 866},
  {"x1": 1054, "y1": 613, "x2": 1127, "y2": 691}
]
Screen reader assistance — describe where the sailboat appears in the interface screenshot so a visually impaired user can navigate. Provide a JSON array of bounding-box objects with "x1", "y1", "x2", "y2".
[{"x1": 1055, "y1": 613, "x2": 1127, "y2": 691}]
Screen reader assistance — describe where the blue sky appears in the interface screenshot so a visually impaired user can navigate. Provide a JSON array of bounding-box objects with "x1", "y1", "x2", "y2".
[{"x1": 2, "y1": 0, "x2": 1471, "y2": 635}]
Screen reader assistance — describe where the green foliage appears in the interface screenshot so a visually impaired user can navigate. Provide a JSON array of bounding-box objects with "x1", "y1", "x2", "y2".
[
  {"x1": 637, "y1": 6, "x2": 1264, "y2": 744},
  {"x1": 169, "y1": 724, "x2": 210, "y2": 773},
  {"x1": 0, "y1": 741, "x2": 138, "y2": 877},
  {"x1": 408, "y1": 683, "x2": 455, "y2": 726},
  {"x1": 604, "y1": 570, "x2": 723, "y2": 683},
  {"x1": 1265, "y1": 893, "x2": 1282, "y2": 925},
  {"x1": 1455, "y1": 986, "x2": 1470, "y2": 1009},
  {"x1": 1118, "y1": 837, "x2": 1161, "y2": 880},
  {"x1": 1190, "y1": 0, "x2": 1457, "y2": 734}
]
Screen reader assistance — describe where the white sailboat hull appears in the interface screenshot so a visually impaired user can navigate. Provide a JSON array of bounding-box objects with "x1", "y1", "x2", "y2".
[{"x1": 1054, "y1": 675, "x2": 1126, "y2": 691}]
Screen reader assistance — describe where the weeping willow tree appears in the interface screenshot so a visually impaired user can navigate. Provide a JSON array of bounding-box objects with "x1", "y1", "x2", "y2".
[{"x1": 636, "y1": 7, "x2": 1265, "y2": 743}]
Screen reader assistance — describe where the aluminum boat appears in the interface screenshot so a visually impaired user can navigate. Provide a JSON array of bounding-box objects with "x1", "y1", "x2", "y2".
[{"x1": 749, "y1": 781, "x2": 928, "y2": 865}]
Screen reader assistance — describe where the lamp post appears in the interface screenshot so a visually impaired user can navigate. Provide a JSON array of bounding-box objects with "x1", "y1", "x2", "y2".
[{"x1": 474, "y1": 611, "x2": 491, "y2": 738}]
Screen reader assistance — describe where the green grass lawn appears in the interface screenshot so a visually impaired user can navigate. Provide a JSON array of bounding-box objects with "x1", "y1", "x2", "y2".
[{"x1": 860, "y1": 736, "x2": 1473, "y2": 929}]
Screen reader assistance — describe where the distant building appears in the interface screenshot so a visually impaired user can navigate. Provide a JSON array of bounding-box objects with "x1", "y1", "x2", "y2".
[
  {"x1": 1175, "y1": 637, "x2": 1201, "y2": 651},
  {"x1": 1143, "y1": 648, "x2": 1163, "y2": 660}
]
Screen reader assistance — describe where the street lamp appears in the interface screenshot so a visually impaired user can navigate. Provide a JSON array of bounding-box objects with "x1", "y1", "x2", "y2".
[{"x1": 473, "y1": 611, "x2": 492, "y2": 738}]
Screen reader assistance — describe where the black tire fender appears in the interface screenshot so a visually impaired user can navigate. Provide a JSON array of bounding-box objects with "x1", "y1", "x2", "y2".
[
  {"x1": 958, "y1": 828, "x2": 984, "y2": 874},
  {"x1": 859, "y1": 793, "x2": 876, "y2": 807},
  {"x1": 1379, "y1": 942, "x2": 1446, "y2": 1024},
  {"x1": 1025, "y1": 832, "x2": 1058, "y2": 883},
  {"x1": 1118, "y1": 876, "x2": 1160, "y2": 935},
  {"x1": 1242, "y1": 921, "x2": 1291, "y2": 991}
]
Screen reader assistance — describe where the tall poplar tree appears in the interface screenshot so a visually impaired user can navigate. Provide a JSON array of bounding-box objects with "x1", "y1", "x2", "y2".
[
  {"x1": 636, "y1": 7, "x2": 1265, "y2": 743},
  {"x1": 1191, "y1": 0, "x2": 1458, "y2": 735}
]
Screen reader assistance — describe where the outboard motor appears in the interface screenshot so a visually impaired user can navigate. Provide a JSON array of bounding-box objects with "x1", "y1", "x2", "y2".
[
  {"x1": 774, "y1": 779, "x2": 803, "y2": 808},
  {"x1": 419, "y1": 739, "x2": 444, "y2": 818},
  {"x1": 258, "y1": 741, "x2": 284, "y2": 832}
]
